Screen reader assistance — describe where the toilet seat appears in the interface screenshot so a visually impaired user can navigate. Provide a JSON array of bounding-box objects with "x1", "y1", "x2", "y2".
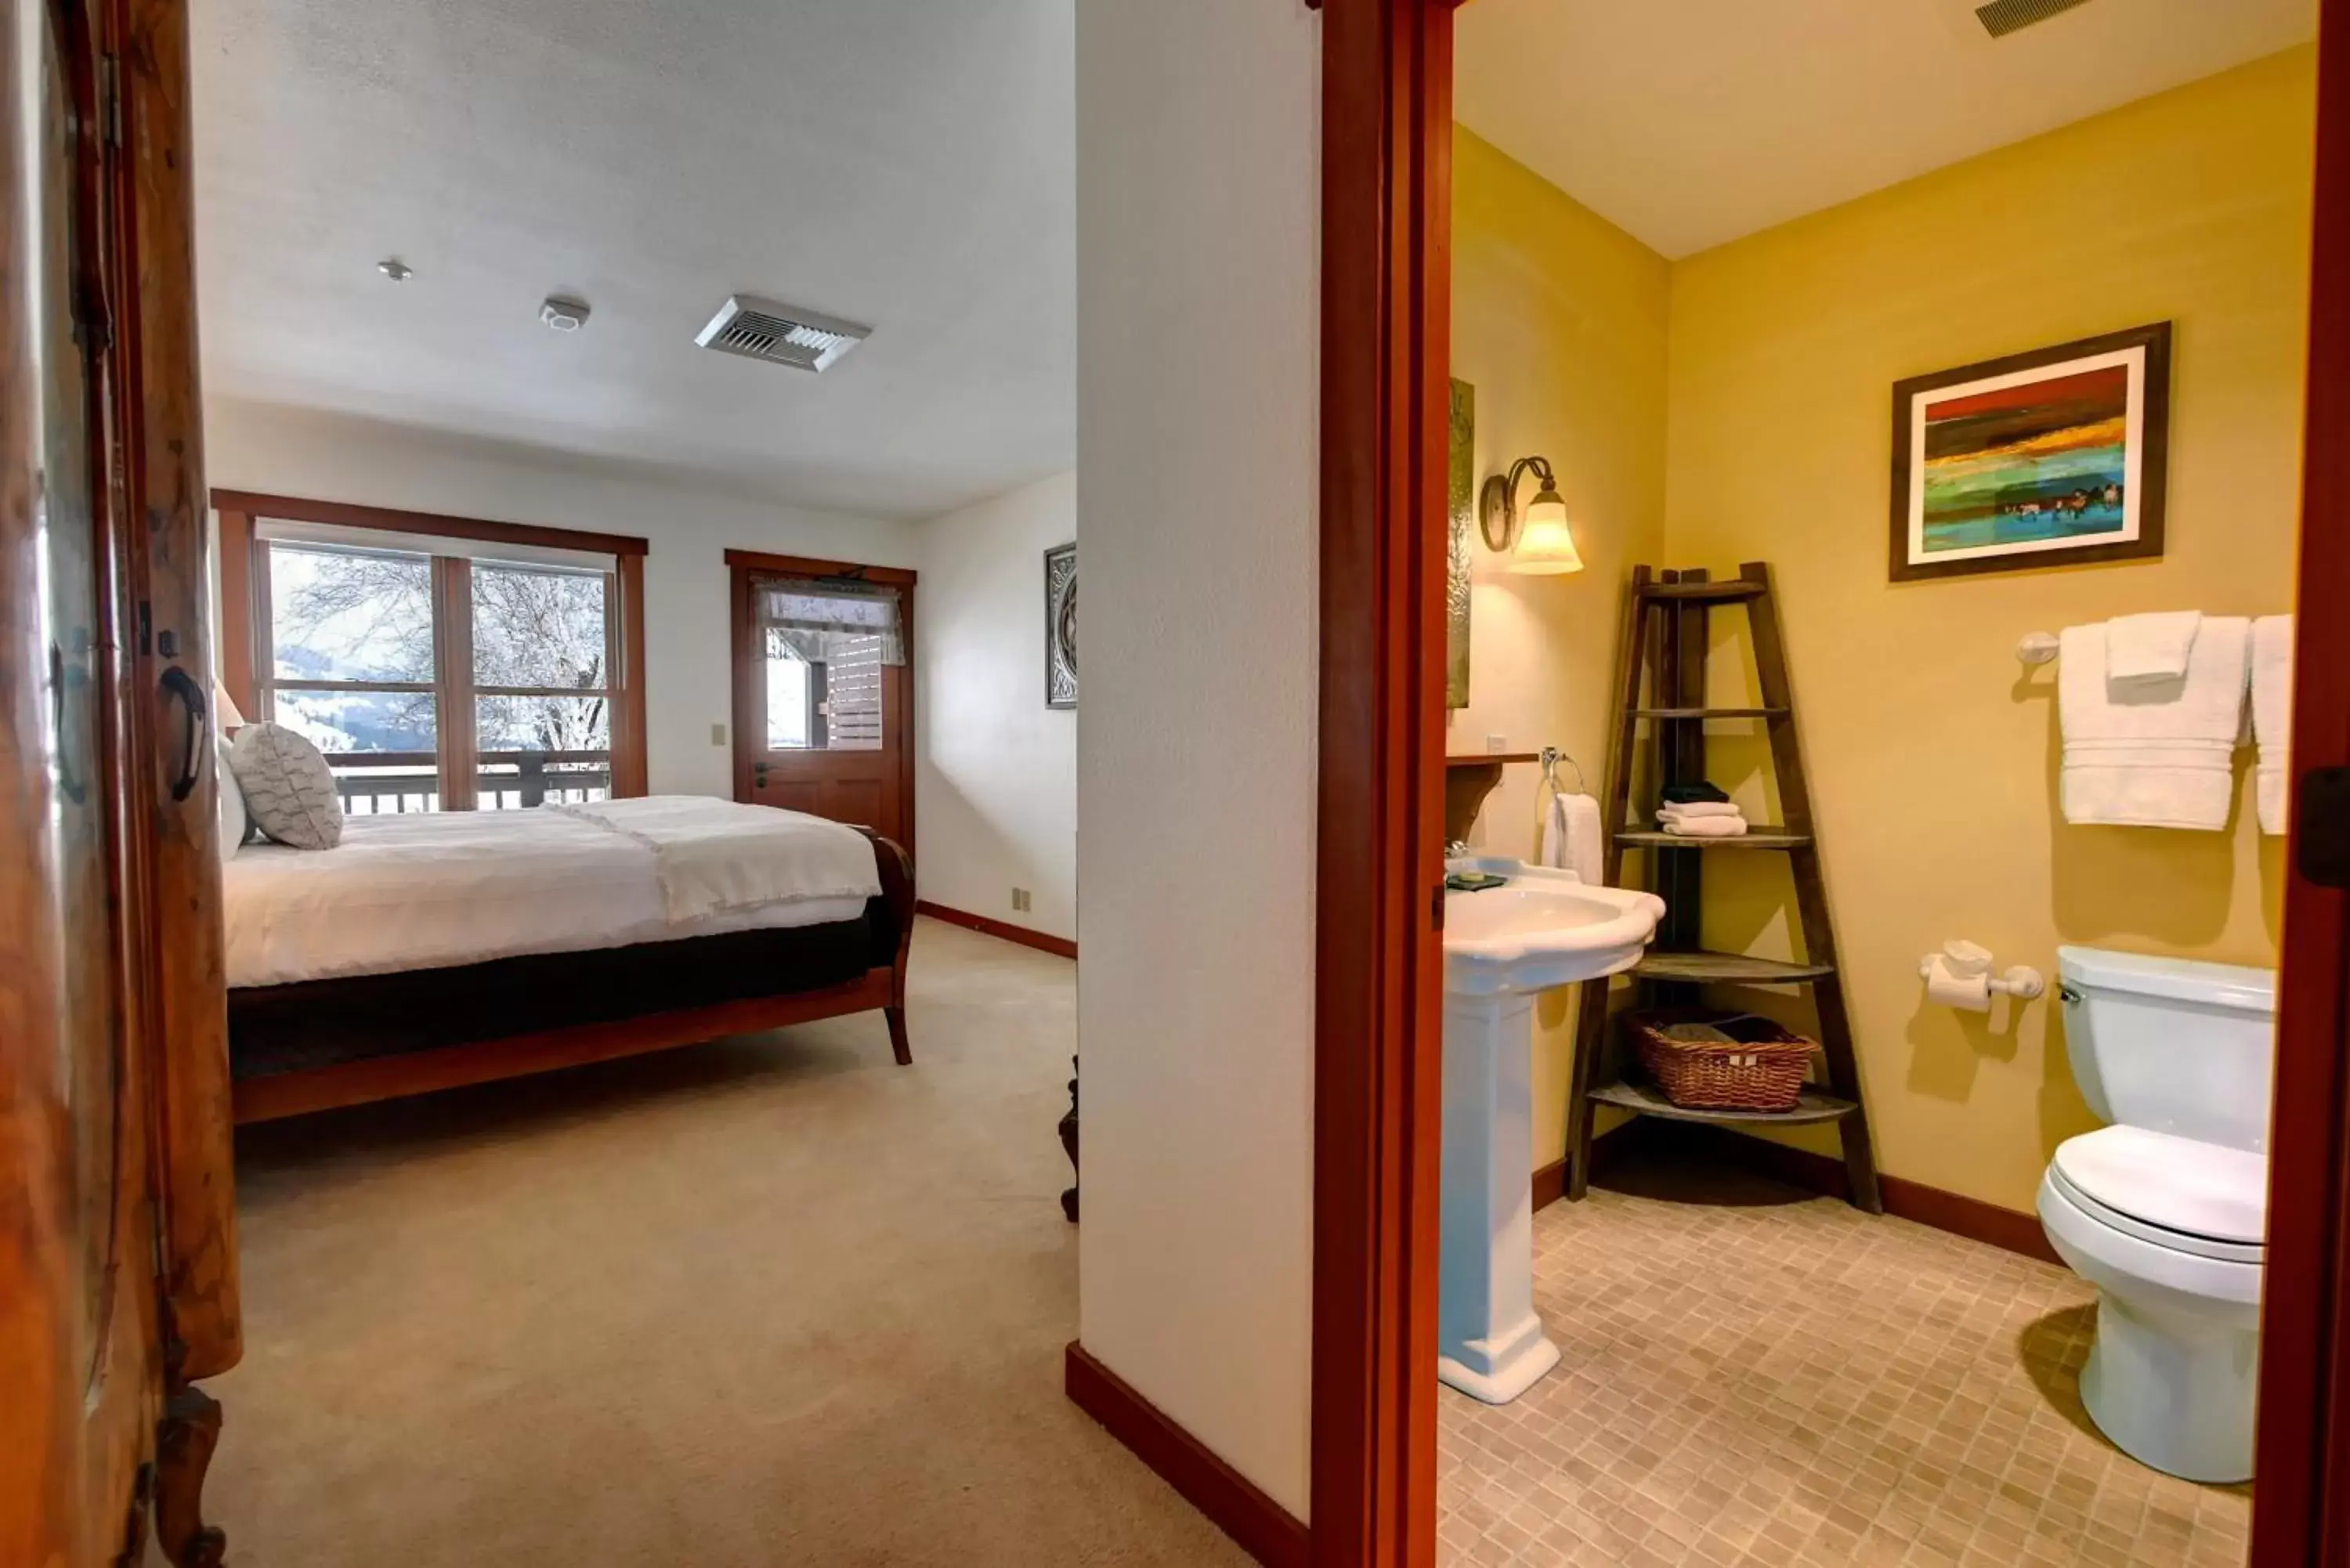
[
  {"x1": 2039, "y1": 1173, "x2": 2263, "y2": 1305},
  {"x1": 2049, "y1": 1125, "x2": 2266, "y2": 1260}
]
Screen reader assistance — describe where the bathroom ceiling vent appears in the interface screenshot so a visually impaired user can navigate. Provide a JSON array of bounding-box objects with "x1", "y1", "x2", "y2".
[
  {"x1": 1971, "y1": 0, "x2": 2093, "y2": 38},
  {"x1": 694, "y1": 295, "x2": 871, "y2": 374}
]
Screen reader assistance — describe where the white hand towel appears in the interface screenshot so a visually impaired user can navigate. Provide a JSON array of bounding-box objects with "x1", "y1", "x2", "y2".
[
  {"x1": 2059, "y1": 617, "x2": 2249, "y2": 830},
  {"x1": 1658, "y1": 800, "x2": 1743, "y2": 821},
  {"x1": 1538, "y1": 790, "x2": 1604, "y2": 885},
  {"x1": 2105, "y1": 612, "x2": 2203, "y2": 688},
  {"x1": 1662, "y1": 815, "x2": 1748, "y2": 839},
  {"x1": 2253, "y1": 615, "x2": 2294, "y2": 836}
]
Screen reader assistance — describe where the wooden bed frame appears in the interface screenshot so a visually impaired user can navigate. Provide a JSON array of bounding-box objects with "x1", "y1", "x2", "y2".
[{"x1": 229, "y1": 830, "x2": 918, "y2": 1125}]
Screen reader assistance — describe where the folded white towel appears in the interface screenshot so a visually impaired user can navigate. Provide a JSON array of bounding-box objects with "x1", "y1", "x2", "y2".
[
  {"x1": 2106, "y1": 612, "x2": 2203, "y2": 688},
  {"x1": 1538, "y1": 790, "x2": 1604, "y2": 886},
  {"x1": 2059, "y1": 617, "x2": 2249, "y2": 830},
  {"x1": 1662, "y1": 815, "x2": 1748, "y2": 839},
  {"x1": 1658, "y1": 800, "x2": 1743, "y2": 822},
  {"x1": 2253, "y1": 615, "x2": 2294, "y2": 836}
]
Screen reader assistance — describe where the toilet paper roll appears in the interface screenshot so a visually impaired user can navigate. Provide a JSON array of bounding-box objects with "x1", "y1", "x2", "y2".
[{"x1": 1924, "y1": 954, "x2": 1993, "y2": 1013}]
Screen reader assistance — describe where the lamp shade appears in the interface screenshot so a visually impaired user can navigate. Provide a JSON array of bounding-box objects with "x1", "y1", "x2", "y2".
[{"x1": 1507, "y1": 486, "x2": 1584, "y2": 575}]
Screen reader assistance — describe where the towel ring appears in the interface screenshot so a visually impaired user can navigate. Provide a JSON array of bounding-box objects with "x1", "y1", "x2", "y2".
[{"x1": 1540, "y1": 745, "x2": 1585, "y2": 795}]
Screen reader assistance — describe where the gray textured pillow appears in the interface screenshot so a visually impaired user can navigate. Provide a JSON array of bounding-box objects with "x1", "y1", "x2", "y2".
[{"x1": 230, "y1": 722, "x2": 345, "y2": 850}]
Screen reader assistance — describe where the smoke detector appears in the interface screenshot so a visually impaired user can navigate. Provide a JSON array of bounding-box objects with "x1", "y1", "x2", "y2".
[
  {"x1": 1971, "y1": 0, "x2": 2093, "y2": 38},
  {"x1": 540, "y1": 295, "x2": 591, "y2": 332},
  {"x1": 695, "y1": 294, "x2": 870, "y2": 374}
]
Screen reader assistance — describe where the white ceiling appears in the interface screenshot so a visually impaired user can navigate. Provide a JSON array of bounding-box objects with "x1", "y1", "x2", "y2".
[
  {"x1": 191, "y1": 0, "x2": 1075, "y2": 522},
  {"x1": 1456, "y1": 0, "x2": 2317, "y2": 260}
]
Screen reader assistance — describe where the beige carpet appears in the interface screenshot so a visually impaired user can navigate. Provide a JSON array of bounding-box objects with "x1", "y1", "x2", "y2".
[{"x1": 208, "y1": 917, "x2": 1249, "y2": 1568}]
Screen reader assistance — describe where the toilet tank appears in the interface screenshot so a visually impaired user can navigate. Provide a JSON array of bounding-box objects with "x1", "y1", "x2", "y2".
[{"x1": 2056, "y1": 946, "x2": 2276, "y2": 1152}]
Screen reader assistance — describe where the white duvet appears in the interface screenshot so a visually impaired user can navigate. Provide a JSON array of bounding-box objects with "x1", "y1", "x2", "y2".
[{"x1": 223, "y1": 796, "x2": 883, "y2": 989}]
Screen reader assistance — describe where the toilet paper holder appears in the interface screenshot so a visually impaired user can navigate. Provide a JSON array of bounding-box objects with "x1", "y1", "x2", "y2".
[{"x1": 1918, "y1": 939, "x2": 2045, "y2": 1007}]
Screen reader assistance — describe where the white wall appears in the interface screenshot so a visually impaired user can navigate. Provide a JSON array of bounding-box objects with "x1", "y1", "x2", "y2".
[
  {"x1": 204, "y1": 398, "x2": 918, "y2": 799},
  {"x1": 913, "y1": 471, "x2": 1078, "y2": 941},
  {"x1": 1076, "y1": 0, "x2": 1321, "y2": 1521}
]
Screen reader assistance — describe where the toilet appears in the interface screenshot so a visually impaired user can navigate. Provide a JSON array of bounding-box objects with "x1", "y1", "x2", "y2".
[{"x1": 2037, "y1": 945, "x2": 2275, "y2": 1485}]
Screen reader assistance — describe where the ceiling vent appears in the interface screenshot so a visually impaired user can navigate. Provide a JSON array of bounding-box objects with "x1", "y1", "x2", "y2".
[
  {"x1": 1972, "y1": 0, "x2": 2093, "y2": 38},
  {"x1": 694, "y1": 295, "x2": 870, "y2": 374}
]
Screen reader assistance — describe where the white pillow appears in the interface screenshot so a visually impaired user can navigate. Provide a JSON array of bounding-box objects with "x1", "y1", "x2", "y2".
[
  {"x1": 230, "y1": 721, "x2": 345, "y2": 851},
  {"x1": 216, "y1": 734, "x2": 248, "y2": 858}
]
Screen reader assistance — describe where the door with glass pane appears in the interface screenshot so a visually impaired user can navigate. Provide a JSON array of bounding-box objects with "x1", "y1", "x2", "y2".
[{"x1": 729, "y1": 552, "x2": 915, "y2": 851}]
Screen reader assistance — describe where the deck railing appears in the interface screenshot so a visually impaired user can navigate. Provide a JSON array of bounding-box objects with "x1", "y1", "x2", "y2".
[{"x1": 325, "y1": 750, "x2": 611, "y2": 815}]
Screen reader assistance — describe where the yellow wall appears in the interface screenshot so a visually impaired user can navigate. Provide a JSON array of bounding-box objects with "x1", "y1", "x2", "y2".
[
  {"x1": 1457, "y1": 47, "x2": 2316, "y2": 1208},
  {"x1": 1450, "y1": 126, "x2": 1671, "y2": 1168}
]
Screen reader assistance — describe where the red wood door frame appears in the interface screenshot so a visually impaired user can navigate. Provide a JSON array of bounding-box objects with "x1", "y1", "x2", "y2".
[
  {"x1": 1310, "y1": 1, "x2": 1457, "y2": 1564},
  {"x1": 2251, "y1": 4, "x2": 2350, "y2": 1560}
]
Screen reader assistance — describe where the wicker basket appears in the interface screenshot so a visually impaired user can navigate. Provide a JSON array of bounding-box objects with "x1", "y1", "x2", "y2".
[{"x1": 1628, "y1": 1009, "x2": 1817, "y2": 1113}]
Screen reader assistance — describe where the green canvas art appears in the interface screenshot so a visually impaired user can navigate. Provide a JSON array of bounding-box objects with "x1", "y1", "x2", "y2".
[{"x1": 1448, "y1": 378, "x2": 1473, "y2": 709}]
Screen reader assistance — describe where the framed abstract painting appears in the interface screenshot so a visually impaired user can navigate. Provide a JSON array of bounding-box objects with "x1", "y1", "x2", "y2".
[
  {"x1": 1045, "y1": 541, "x2": 1077, "y2": 708},
  {"x1": 1889, "y1": 321, "x2": 2171, "y2": 582}
]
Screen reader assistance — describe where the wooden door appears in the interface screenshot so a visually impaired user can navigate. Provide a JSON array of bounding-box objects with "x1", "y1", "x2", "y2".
[
  {"x1": 728, "y1": 550, "x2": 916, "y2": 852},
  {"x1": 5, "y1": 0, "x2": 234, "y2": 1561},
  {"x1": 3, "y1": 1, "x2": 163, "y2": 1561}
]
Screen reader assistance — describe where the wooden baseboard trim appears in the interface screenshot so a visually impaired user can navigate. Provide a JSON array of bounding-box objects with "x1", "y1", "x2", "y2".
[
  {"x1": 1065, "y1": 1342, "x2": 1308, "y2": 1568},
  {"x1": 915, "y1": 900, "x2": 1078, "y2": 960},
  {"x1": 1629, "y1": 1122, "x2": 2064, "y2": 1267}
]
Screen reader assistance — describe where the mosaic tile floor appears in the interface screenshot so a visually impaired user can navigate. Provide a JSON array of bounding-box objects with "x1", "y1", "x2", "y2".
[{"x1": 1437, "y1": 1154, "x2": 2251, "y2": 1568}]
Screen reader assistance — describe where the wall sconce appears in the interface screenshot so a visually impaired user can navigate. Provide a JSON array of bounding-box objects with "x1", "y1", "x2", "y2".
[{"x1": 1478, "y1": 456, "x2": 1585, "y2": 576}]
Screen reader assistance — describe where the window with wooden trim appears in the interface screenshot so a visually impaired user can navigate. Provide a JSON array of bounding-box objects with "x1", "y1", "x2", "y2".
[{"x1": 212, "y1": 490, "x2": 650, "y2": 815}]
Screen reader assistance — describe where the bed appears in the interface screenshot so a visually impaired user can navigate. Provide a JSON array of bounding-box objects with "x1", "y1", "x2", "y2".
[{"x1": 222, "y1": 796, "x2": 916, "y2": 1123}]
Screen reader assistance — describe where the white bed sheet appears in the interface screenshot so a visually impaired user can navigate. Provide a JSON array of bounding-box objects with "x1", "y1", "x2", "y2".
[{"x1": 224, "y1": 800, "x2": 879, "y2": 989}]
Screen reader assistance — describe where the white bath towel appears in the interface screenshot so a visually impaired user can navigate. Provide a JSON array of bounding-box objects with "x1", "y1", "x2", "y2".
[
  {"x1": 1538, "y1": 789, "x2": 1604, "y2": 886},
  {"x1": 1658, "y1": 800, "x2": 1744, "y2": 822},
  {"x1": 2253, "y1": 615, "x2": 2294, "y2": 836},
  {"x1": 1662, "y1": 815, "x2": 1748, "y2": 839},
  {"x1": 2105, "y1": 612, "x2": 2203, "y2": 688},
  {"x1": 2059, "y1": 617, "x2": 2250, "y2": 830}
]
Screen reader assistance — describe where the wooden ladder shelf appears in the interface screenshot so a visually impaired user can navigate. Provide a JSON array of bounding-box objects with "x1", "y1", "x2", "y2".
[{"x1": 1561, "y1": 562, "x2": 1883, "y2": 1213}]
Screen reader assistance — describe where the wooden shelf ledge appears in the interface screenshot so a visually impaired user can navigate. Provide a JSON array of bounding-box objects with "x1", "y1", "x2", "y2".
[
  {"x1": 1633, "y1": 951, "x2": 1835, "y2": 985},
  {"x1": 1589, "y1": 1078, "x2": 1859, "y2": 1127},
  {"x1": 1617, "y1": 828, "x2": 1812, "y2": 851}
]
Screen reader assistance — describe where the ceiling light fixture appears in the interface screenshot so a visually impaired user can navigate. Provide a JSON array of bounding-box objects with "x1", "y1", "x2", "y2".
[
  {"x1": 377, "y1": 258, "x2": 412, "y2": 283},
  {"x1": 540, "y1": 295, "x2": 591, "y2": 333},
  {"x1": 1480, "y1": 455, "x2": 1585, "y2": 576}
]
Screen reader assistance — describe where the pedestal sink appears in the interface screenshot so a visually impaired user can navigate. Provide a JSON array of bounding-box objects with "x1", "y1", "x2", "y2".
[{"x1": 1440, "y1": 857, "x2": 1664, "y2": 1404}]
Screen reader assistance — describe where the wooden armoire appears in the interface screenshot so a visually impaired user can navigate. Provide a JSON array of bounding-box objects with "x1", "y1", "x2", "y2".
[{"x1": 2, "y1": 0, "x2": 241, "y2": 1563}]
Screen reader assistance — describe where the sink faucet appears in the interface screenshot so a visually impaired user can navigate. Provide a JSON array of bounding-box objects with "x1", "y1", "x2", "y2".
[{"x1": 1444, "y1": 840, "x2": 1470, "y2": 861}]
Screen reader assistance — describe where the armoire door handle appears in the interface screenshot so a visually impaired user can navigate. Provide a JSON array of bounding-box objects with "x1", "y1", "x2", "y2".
[{"x1": 161, "y1": 664, "x2": 206, "y2": 802}]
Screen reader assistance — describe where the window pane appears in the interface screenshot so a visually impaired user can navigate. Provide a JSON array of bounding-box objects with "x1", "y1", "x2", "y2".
[
  {"x1": 476, "y1": 693, "x2": 609, "y2": 754},
  {"x1": 273, "y1": 687, "x2": 437, "y2": 755},
  {"x1": 819, "y1": 634, "x2": 887, "y2": 751},
  {"x1": 766, "y1": 656, "x2": 810, "y2": 750},
  {"x1": 473, "y1": 562, "x2": 608, "y2": 690},
  {"x1": 476, "y1": 694, "x2": 611, "y2": 811},
  {"x1": 269, "y1": 542, "x2": 434, "y2": 683},
  {"x1": 272, "y1": 691, "x2": 441, "y2": 815},
  {"x1": 763, "y1": 634, "x2": 884, "y2": 752}
]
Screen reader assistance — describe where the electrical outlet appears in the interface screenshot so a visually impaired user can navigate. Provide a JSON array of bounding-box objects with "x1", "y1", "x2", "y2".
[
  {"x1": 1486, "y1": 734, "x2": 1509, "y2": 754},
  {"x1": 1011, "y1": 887, "x2": 1032, "y2": 913},
  {"x1": 710, "y1": 723, "x2": 728, "y2": 746}
]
